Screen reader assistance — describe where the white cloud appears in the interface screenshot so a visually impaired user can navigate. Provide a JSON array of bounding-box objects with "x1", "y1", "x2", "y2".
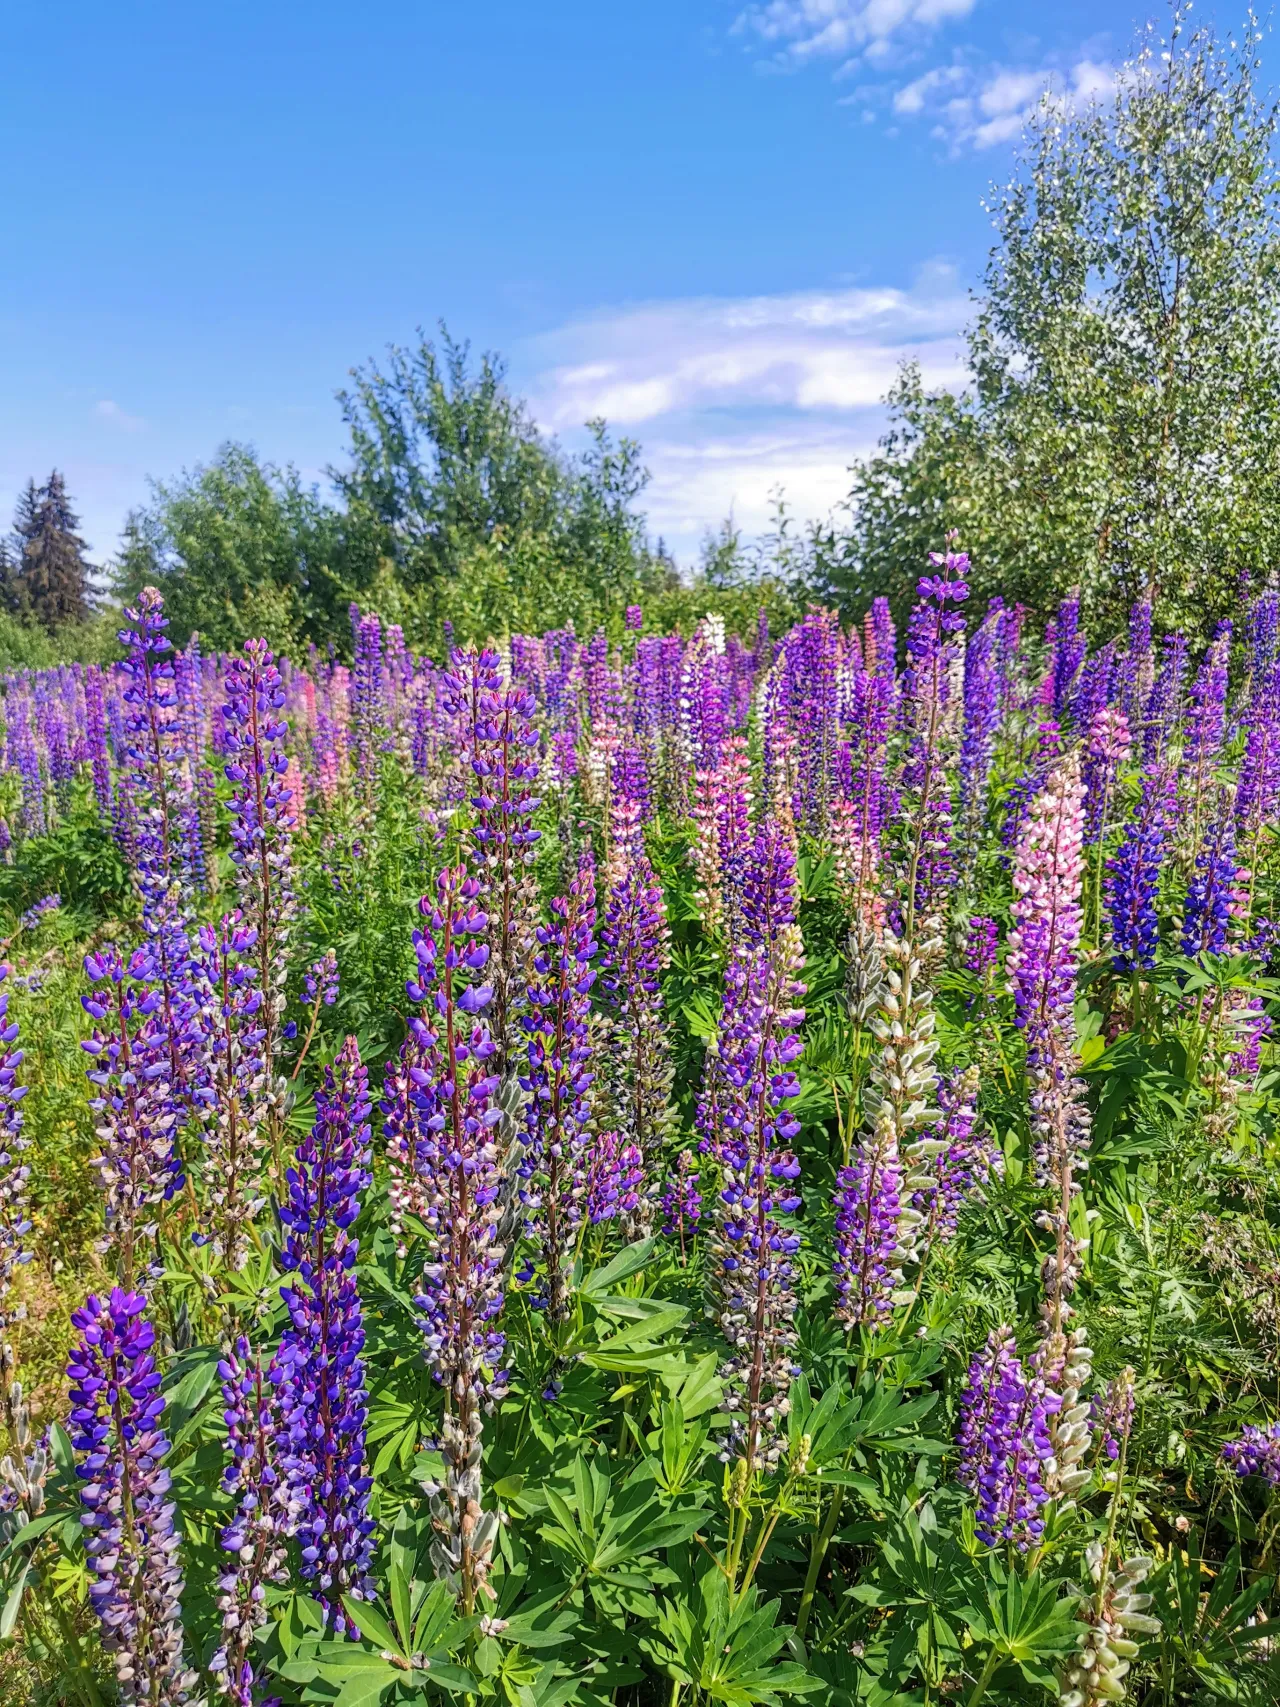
[
  {"x1": 522, "y1": 268, "x2": 969, "y2": 561},
  {"x1": 529, "y1": 271, "x2": 968, "y2": 429},
  {"x1": 733, "y1": 0, "x2": 976, "y2": 66},
  {"x1": 860, "y1": 54, "x2": 1116, "y2": 152},
  {"x1": 94, "y1": 399, "x2": 145, "y2": 432},
  {"x1": 893, "y1": 63, "x2": 966, "y2": 114}
]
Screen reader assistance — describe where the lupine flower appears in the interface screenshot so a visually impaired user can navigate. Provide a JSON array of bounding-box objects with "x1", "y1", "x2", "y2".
[
  {"x1": 625, "y1": 603, "x2": 643, "y2": 630},
  {"x1": 274, "y1": 1037, "x2": 375, "y2": 1635},
  {"x1": 1107, "y1": 766, "x2": 1175, "y2": 972},
  {"x1": 956, "y1": 1326, "x2": 1059, "y2": 1550},
  {"x1": 1057, "y1": 1541, "x2": 1157, "y2": 1707},
  {"x1": 0, "y1": 967, "x2": 32, "y2": 1338},
  {"x1": 1094, "y1": 1368, "x2": 1136, "y2": 1464},
  {"x1": 303, "y1": 948, "x2": 339, "y2": 1008},
  {"x1": 964, "y1": 916, "x2": 999, "y2": 994},
  {"x1": 1050, "y1": 594, "x2": 1086, "y2": 725},
  {"x1": 598, "y1": 852, "x2": 675, "y2": 1218},
  {"x1": 834, "y1": 930, "x2": 937, "y2": 1327},
  {"x1": 16, "y1": 893, "x2": 58, "y2": 934},
  {"x1": 959, "y1": 607, "x2": 1001, "y2": 864},
  {"x1": 80, "y1": 946, "x2": 184, "y2": 1286},
  {"x1": 1182, "y1": 803, "x2": 1237, "y2": 957},
  {"x1": 1082, "y1": 706, "x2": 1131, "y2": 845},
  {"x1": 187, "y1": 915, "x2": 269, "y2": 1269},
  {"x1": 84, "y1": 664, "x2": 113, "y2": 824},
  {"x1": 442, "y1": 648, "x2": 541, "y2": 1067},
  {"x1": 1141, "y1": 632, "x2": 1188, "y2": 763},
  {"x1": 911, "y1": 1067, "x2": 998, "y2": 1246},
  {"x1": 211, "y1": 1338, "x2": 297, "y2": 1703},
  {"x1": 67, "y1": 1288, "x2": 199, "y2": 1704},
  {"x1": 223, "y1": 639, "x2": 297, "y2": 1146},
  {"x1": 350, "y1": 605, "x2": 384, "y2": 809},
  {"x1": 400, "y1": 866, "x2": 507, "y2": 1611},
  {"x1": 1222, "y1": 1420, "x2": 1280, "y2": 1485},
  {"x1": 583, "y1": 1129, "x2": 645, "y2": 1226},
  {"x1": 1185, "y1": 627, "x2": 1231, "y2": 788},
  {"x1": 520, "y1": 847, "x2": 597, "y2": 1320},
  {"x1": 660, "y1": 1148, "x2": 701, "y2": 1262},
  {"x1": 707, "y1": 830, "x2": 806, "y2": 1470},
  {"x1": 6, "y1": 692, "x2": 44, "y2": 839}
]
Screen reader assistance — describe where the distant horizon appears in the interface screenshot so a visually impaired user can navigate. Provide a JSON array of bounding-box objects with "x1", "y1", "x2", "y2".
[{"x1": 1, "y1": 1, "x2": 1254, "y2": 567}]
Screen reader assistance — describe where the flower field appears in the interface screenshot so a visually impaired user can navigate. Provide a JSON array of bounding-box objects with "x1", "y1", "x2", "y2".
[{"x1": 0, "y1": 553, "x2": 1278, "y2": 1706}]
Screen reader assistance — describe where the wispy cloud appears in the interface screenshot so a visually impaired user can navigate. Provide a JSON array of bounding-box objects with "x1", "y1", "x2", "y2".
[
  {"x1": 734, "y1": 0, "x2": 977, "y2": 68},
  {"x1": 94, "y1": 399, "x2": 146, "y2": 432},
  {"x1": 524, "y1": 267, "x2": 969, "y2": 559}
]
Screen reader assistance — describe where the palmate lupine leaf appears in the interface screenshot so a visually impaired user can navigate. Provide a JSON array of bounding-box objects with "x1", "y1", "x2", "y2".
[
  {"x1": 958, "y1": 1562, "x2": 1082, "y2": 1691},
  {"x1": 641, "y1": 1572, "x2": 823, "y2": 1706}
]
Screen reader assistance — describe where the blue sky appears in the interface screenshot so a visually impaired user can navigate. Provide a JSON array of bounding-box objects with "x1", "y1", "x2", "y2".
[{"x1": 0, "y1": 1, "x2": 1241, "y2": 565}]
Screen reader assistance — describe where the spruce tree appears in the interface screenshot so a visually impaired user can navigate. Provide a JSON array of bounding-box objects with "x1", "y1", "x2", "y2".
[{"x1": 14, "y1": 471, "x2": 93, "y2": 629}]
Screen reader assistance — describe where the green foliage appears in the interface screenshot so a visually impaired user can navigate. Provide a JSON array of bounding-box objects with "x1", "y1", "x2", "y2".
[{"x1": 822, "y1": 9, "x2": 1280, "y2": 638}]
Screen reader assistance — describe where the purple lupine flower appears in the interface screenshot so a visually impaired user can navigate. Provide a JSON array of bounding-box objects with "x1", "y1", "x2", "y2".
[
  {"x1": 583, "y1": 1129, "x2": 645, "y2": 1226},
  {"x1": 1182, "y1": 803, "x2": 1237, "y2": 957},
  {"x1": 7, "y1": 690, "x2": 45, "y2": 838},
  {"x1": 173, "y1": 640, "x2": 210, "y2": 893},
  {"x1": 706, "y1": 831, "x2": 806, "y2": 1471},
  {"x1": 956, "y1": 1326, "x2": 1060, "y2": 1550},
  {"x1": 80, "y1": 946, "x2": 184, "y2": 1287},
  {"x1": 608, "y1": 741, "x2": 652, "y2": 880},
  {"x1": 350, "y1": 605, "x2": 384, "y2": 808},
  {"x1": 84, "y1": 664, "x2": 114, "y2": 824},
  {"x1": 399, "y1": 865, "x2": 507, "y2": 1611},
  {"x1": 118, "y1": 587, "x2": 181, "y2": 877},
  {"x1": 625, "y1": 603, "x2": 643, "y2": 631},
  {"x1": 1093, "y1": 1369, "x2": 1136, "y2": 1464},
  {"x1": 223, "y1": 639, "x2": 297, "y2": 1133},
  {"x1": 1120, "y1": 598, "x2": 1154, "y2": 725},
  {"x1": 1050, "y1": 593, "x2": 1086, "y2": 725},
  {"x1": 1002, "y1": 721, "x2": 1061, "y2": 855},
  {"x1": 832, "y1": 1138, "x2": 904, "y2": 1328},
  {"x1": 187, "y1": 915, "x2": 269, "y2": 1269},
  {"x1": 965, "y1": 916, "x2": 999, "y2": 985},
  {"x1": 274, "y1": 1037, "x2": 375, "y2": 1636},
  {"x1": 16, "y1": 893, "x2": 59, "y2": 934},
  {"x1": 911, "y1": 1067, "x2": 999, "y2": 1245},
  {"x1": 0, "y1": 967, "x2": 32, "y2": 1331},
  {"x1": 1247, "y1": 588, "x2": 1280, "y2": 689},
  {"x1": 67, "y1": 1288, "x2": 199, "y2": 1703},
  {"x1": 1082, "y1": 706, "x2": 1132, "y2": 845},
  {"x1": 211, "y1": 1338, "x2": 297, "y2": 1703},
  {"x1": 303, "y1": 949, "x2": 339, "y2": 1008},
  {"x1": 598, "y1": 852, "x2": 674, "y2": 1221},
  {"x1": 442, "y1": 648, "x2": 542, "y2": 1065},
  {"x1": 660, "y1": 1148, "x2": 701, "y2": 1262},
  {"x1": 520, "y1": 847, "x2": 597, "y2": 1321},
  {"x1": 1223, "y1": 1420, "x2": 1280, "y2": 1485},
  {"x1": 1142, "y1": 633, "x2": 1188, "y2": 763},
  {"x1": 1186, "y1": 627, "x2": 1231, "y2": 783},
  {"x1": 1107, "y1": 766, "x2": 1175, "y2": 972},
  {"x1": 959, "y1": 608, "x2": 1000, "y2": 861}
]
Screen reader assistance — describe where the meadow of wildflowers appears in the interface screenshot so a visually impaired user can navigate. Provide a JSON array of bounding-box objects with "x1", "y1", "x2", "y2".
[{"x1": 0, "y1": 559, "x2": 1277, "y2": 1704}]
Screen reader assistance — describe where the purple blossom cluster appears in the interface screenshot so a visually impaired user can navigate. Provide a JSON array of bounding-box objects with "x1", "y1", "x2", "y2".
[
  {"x1": 957, "y1": 1326, "x2": 1060, "y2": 1549},
  {"x1": 1222, "y1": 1420, "x2": 1280, "y2": 1485},
  {"x1": 273, "y1": 1037, "x2": 375, "y2": 1635}
]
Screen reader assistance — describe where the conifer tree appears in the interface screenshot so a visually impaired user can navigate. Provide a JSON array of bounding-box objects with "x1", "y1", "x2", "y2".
[{"x1": 14, "y1": 471, "x2": 93, "y2": 630}]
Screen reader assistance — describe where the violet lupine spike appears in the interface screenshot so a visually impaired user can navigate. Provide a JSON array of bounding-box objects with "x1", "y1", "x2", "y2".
[
  {"x1": 1006, "y1": 758, "x2": 1092, "y2": 1311},
  {"x1": 401, "y1": 865, "x2": 508, "y2": 1611},
  {"x1": 716, "y1": 734, "x2": 754, "y2": 937},
  {"x1": 1106, "y1": 765, "x2": 1175, "y2": 973},
  {"x1": 598, "y1": 851, "x2": 675, "y2": 1219},
  {"x1": 1186, "y1": 627, "x2": 1231, "y2": 792},
  {"x1": 443, "y1": 646, "x2": 542, "y2": 1069},
  {"x1": 660, "y1": 1148, "x2": 701, "y2": 1262},
  {"x1": 84, "y1": 664, "x2": 114, "y2": 825},
  {"x1": 834, "y1": 929, "x2": 938, "y2": 1328},
  {"x1": 211, "y1": 1338, "x2": 297, "y2": 1703},
  {"x1": 1050, "y1": 593, "x2": 1086, "y2": 726},
  {"x1": 80, "y1": 946, "x2": 184, "y2": 1288},
  {"x1": 1082, "y1": 705, "x2": 1132, "y2": 846},
  {"x1": 1247, "y1": 588, "x2": 1280, "y2": 689},
  {"x1": 67, "y1": 1288, "x2": 200, "y2": 1705},
  {"x1": 118, "y1": 587, "x2": 181, "y2": 878},
  {"x1": 1121, "y1": 598, "x2": 1154, "y2": 725},
  {"x1": 223, "y1": 638, "x2": 297, "y2": 1145},
  {"x1": 187, "y1": 914, "x2": 269, "y2": 1271},
  {"x1": 7, "y1": 690, "x2": 44, "y2": 839},
  {"x1": 274, "y1": 1036, "x2": 375, "y2": 1636},
  {"x1": 1141, "y1": 632, "x2": 1188, "y2": 763},
  {"x1": 911, "y1": 1066, "x2": 999, "y2": 1247},
  {"x1": 0, "y1": 967, "x2": 32, "y2": 1350},
  {"x1": 956, "y1": 1325, "x2": 1060, "y2": 1551},
  {"x1": 16, "y1": 893, "x2": 58, "y2": 934},
  {"x1": 959, "y1": 607, "x2": 1000, "y2": 867},
  {"x1": 706, "y1": 830, "x2": 807, "y2": 1472},
  {"x1": 607, "y1": 741, "x2": 650, "y2": 881},
  {"x1": 583, "y1": 1129, "x2": 645, "y2": 1227},
  {"x1": 1183, "y1": 802, "x2": 1238, "y2": 958},
  {"x1": 1223, "y1": 1420, "x2": 1280, "y2": 1485},
  {"x1": 520, "y1": 847, "x2": 598, "y2": 1322},
  {"x1": 350, "y1": 604, "x2": 384, "y2": 810}
]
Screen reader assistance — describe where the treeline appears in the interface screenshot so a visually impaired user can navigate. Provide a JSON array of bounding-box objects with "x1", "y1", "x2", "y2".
[{"x1": 6, "y1": 9, "x2": 1280, "y2": 664}]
